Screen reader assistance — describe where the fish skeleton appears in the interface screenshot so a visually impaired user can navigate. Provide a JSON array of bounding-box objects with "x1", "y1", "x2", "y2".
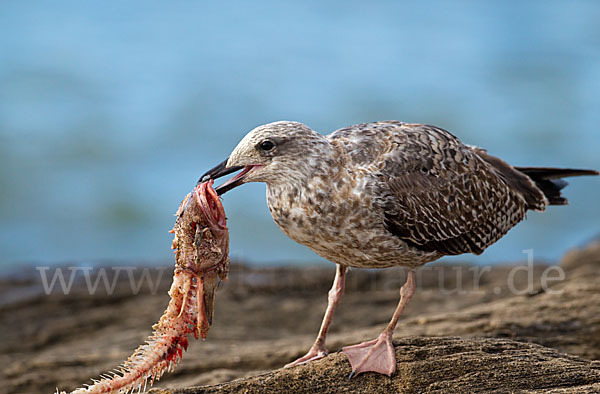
[{"x1": 60, "y1": 180, "x2": 230, "y2": 394}]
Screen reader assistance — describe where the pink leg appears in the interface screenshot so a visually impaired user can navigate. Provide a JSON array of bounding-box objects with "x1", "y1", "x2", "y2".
[
  {"x1": 342, "y1": 270, "x2": 416, "y2": 377},
  {"x1": 285, "y1": 264, "x2": 347, "y2": 368}
]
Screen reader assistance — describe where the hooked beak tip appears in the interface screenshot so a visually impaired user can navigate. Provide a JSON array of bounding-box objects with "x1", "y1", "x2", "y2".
[
  {"x1": 200, "y1": 158, "x2": 242, "y2": 180},
  {"x1": 199, "y1": 158, "x2": 249, "y2": 195}
]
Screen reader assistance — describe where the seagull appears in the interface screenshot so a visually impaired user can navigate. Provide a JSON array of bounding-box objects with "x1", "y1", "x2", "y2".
[{"x1": 201, "y1": 120, "x2": 597, "y2": 377}]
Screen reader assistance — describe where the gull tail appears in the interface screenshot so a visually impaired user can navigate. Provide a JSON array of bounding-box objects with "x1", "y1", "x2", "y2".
[{"x1": 515, "y1": 167, "x2": 599, "y2": 206}]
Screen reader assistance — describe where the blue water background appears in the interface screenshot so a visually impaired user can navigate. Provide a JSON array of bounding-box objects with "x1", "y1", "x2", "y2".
[{"x1": 1, "y1": 1, "x2": 599, "y2": 270}]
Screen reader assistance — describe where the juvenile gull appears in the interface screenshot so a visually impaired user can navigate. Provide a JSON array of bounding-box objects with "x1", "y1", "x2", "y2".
[{"x1": 201, "y1": 120, "x2": 598, "y2": 377}]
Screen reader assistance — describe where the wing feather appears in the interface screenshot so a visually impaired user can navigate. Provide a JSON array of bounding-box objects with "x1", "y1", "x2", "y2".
[{"x1": 330, "y1": 122, "x2": 528, "y2": 256}]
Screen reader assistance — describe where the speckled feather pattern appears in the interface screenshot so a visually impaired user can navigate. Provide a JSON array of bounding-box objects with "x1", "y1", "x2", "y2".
[{"x1": 257, "y1": 121, "x2": 547, "y2": 269}]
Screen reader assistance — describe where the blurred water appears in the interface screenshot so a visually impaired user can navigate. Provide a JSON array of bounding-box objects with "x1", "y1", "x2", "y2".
[{"x1": 0, "y1": 1, "x2": 598, "y2": 269}]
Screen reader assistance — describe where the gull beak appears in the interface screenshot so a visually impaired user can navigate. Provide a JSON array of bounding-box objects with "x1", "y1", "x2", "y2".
[
  {"x1": 200, "y1": 158, "x2": 242, "y2": 183},
  {"x1": 199, "y1": 158, "x2": 246, "y2": 195}
]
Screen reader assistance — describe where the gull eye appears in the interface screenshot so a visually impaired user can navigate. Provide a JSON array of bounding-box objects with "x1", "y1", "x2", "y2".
[{"x1": 259, "y1": 140, "x2": 275, "y2": 151}]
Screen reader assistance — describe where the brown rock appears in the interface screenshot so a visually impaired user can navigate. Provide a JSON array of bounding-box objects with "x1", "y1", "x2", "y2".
[
  {"x1": 150, "y1": 337, "x2": 600, "y2": 394},
  {"x1": 2, "y1": 241, "x2": 599, "y2": 394}
]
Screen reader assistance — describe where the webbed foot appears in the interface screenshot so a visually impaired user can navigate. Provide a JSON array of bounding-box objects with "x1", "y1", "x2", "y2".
[
  {"x1": 284, "y1": 343, "x2": 328, "y2": 368},
  {"x1": 342, "y1": 331, "x2": 396, "y2": 377}
]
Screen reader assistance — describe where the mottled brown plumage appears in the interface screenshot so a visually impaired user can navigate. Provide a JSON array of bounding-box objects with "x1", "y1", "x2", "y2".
[
  {"x1": 202, "y1": 120, "x2": 597, "y2": 377},
  {"x1": 214, "y1": 120, "x2": 595, "y2": 268}
]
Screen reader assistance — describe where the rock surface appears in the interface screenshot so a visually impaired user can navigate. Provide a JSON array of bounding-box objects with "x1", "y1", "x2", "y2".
[
  {"x1": 150, "y1": 337, "x2": 600, "y2": 394},
  {"x1": 1, "y1": 241, "x2": 599, "y2": 393}
]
